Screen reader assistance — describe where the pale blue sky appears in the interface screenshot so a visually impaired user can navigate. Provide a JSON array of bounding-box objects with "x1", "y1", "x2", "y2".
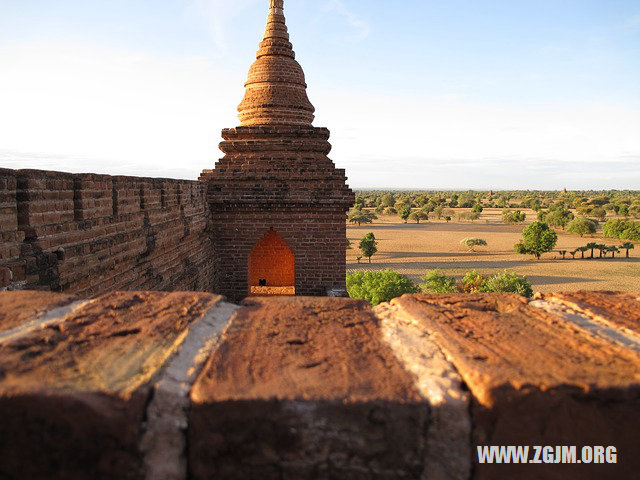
[{"x1": 1, "y1": 0, "x2": 639, "y2": 189}]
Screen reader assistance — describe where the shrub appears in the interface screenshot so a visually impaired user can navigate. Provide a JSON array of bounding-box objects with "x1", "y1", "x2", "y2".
[
  {"x1": 460, "y1": 270, "x2": 486, "y2": 293},
  {"x1": 566, "y1": 217, "x2": 597, "y2": 236},
  {"x1": 346, "y1": 270, "x2": 418, "y2": 306},
  {"x1": 481, "y1": 271, "x2": 534, "y2": 297},
  {"x1": 460, "y1": 238, "x2": 488, "y2": 251},
  {"x1": 419, "y1": 270, "x2": 457, "y2": 293}
]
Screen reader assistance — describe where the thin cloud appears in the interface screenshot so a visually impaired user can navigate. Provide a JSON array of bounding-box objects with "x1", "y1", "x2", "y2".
[
  {"x1": 189, "y1": 0, "x2": 259, "y2": 53},
  {"x1": 323, "y1": 0, "x2": 371, "y2": 41}
]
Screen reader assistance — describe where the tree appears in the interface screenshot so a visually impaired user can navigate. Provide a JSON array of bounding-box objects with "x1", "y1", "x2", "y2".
[
  {"x1": 381, "y1": 193, "x2": 395, "y2": 207},
  {"x1": 514, "y1": 222, "x2": 558, "y2": 260},
  {"x1": 409, "y1": 211, "x2": 429, "y2": 224},
  {"x1": 359, "y1": 233, "x2": 378, "y2": 263},
  {"x1": 460, "y1": 238, "x2": 488, "y2": 252},
  {"x1": 620, "y1": 242, "x2": 635, "y2": 258},
  {"x1": 607, "y1": 246, "x2": 620, "y2": 258},
  {"x1": 577, "y1": 246, "x2": 588, "y2": 259},
  {"x1": 603, "y1": 218, "x2": 632, "y2": 239},
  {"x1": 585, "y1": 242, "x2": 598, "y2": 259},
  {"x1": 348, "y1": 209, "x2": 377, "y2": 226},
  {"x1": 375, "y1": 204, "x2": 384, "y2": 214},
  {"x1": 420, "y1": 270, "x2": 457, "y2": 293},
  {"x1": 545, "y1": 208, "x2": 574, "y2": 230},
  {"x1": 566, "y1": 217, "x2": 597, "y2": 237},
  {"x1": 569, "y1": 249, "x2": 578, "y2": 259},
  {"x1": 620, "y1": 222, "x2": 640, "y2": 241},
  {"x1": 502, "y1": 209, "x2": 526, "y2": 224},
  {"x1": 471, "y1": 203, "x2": 484, "y2": 214},
  {"x1": 558, "y1": 250, "x2": 567, "y2": 260},
  {"x1": 595, "y1": 244, "x2": 607, "y2": 258},
  {"x1": 384, "y1": 207, "x2": 397, "y2": 215},
  {"x1": 398, "y1": 206, "x2": 412, "y2": 223},
  {"x1": 591, "y1": 207, "x2": 606, "y2": 221},
  {"x1": 433, "y1": 206, "x2": 444, "y2": 220},
  {"x1": 346, "y1": 270, "x2": 418, "y2": 306}
]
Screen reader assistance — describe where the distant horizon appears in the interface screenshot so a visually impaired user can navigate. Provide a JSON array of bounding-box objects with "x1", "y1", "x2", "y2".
[{"x1": 1, "y1": 0, "x2": 639, "y2": 189}]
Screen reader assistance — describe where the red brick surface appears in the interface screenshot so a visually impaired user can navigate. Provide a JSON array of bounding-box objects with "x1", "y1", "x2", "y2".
[
  {"x1": 0, "y1": 169, "x2": 216, "y2": 296},
  {"x1": 0, "y1": 291, "x2": 221, "y2": 480},
  {"x1": 391, "y1": 293, "x2": 640, "y2": 480}
]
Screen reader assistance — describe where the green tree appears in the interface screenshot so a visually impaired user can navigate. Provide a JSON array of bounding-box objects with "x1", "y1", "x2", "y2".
[
  {"x1": 585, "y1": 242, "x2": 598, "y2": 259},
  {"x1": 545, "y1": 208, "x2": 574, "y2": 230},
  {"x1": 348, "y1": 209, "x2": 377, "y2": 226},
  {"x1": 620, "y1": 222, "x2": 640, "y2": 241},
  {"x1": 577, "y1": 246, "x2": 588, "y2": 259},
  {"x1": 591, "y1": 207, "x2": 607, "y2": 221},
  {"x1": 381, "y1": 193, "x2": 395, "y2": 207},
  {"x1": 398, "y1": 206, "x2": 412, "y2": 223},
  {"x1": 566, "y1": 217, "x2": 597, "y2": 237},
  {"x1": 595, "y1": 244, "x2": 607, "y2": 258},
  {"x1": 603, "y1": 218, "x2": 632, "y2": 239},
  {"x1": 346, "y1": 270, "x2": 418, "y2": 306},
  {"x1": 460, "y1": 238, "x2": 488, "y2": 252},
  {"x1": 409, "y1": 211, "x2": 429, "y2": 223},
  {"x1": 620, "y1": 242, "x2": 635, "y2": 258},
  {"x1": 420, "y1": 270, "x2": 457, "y2": 293},
  {"x1": 359, "y1": 233, "x2": 378, "y2": 263},
  {"x1": 558, "y1": 250, "x2": 567, "y2": 260},
  {"x1": 514, "y1": 222, "x2": 558, "y2": 260},
  {"x1": 471, "y1": 203, "x2": 484, "y2": 214},
  {"x1": 607, "y1": 246, "x2": 620, "y2": 258},
  {"x1": 502, "y1": 209, "x2": 526, "y2": 224}
]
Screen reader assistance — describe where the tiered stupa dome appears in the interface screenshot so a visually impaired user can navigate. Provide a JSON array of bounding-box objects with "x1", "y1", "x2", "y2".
[{"x1": 237, "y1": 0, "x2": 315, "y2": 126}]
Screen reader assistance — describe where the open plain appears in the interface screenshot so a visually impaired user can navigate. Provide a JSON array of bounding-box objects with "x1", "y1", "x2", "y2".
[{"x1": 347, "y1": 208, "x2": 640, "y2": 293}]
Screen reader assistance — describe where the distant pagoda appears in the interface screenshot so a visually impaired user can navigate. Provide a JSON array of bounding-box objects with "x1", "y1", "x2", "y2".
[{"x1": 200, "y1": 0, "x2": 354, "y2": 302}]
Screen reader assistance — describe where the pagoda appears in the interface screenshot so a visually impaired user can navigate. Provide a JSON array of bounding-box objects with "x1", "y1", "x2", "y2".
[{"x1": 200, "y1": 0, "x2": 354, "y2": 302}]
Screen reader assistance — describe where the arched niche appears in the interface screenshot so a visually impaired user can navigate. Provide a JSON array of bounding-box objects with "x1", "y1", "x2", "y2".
[{"x1": 248, "y1": 228, "x2": 295, "y2": 296}]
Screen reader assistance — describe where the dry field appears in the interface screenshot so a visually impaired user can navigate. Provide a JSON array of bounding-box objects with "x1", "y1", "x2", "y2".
[{"x1": 346, "y1": 208, "x2": 640, "y2": 293}]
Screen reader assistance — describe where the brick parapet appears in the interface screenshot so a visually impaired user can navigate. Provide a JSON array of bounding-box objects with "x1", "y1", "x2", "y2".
[
  {"x1": 0, "y1": 168, "x2": 216, "y2": 295},
  {"x1": 0, "y1": 291, "x2": 638, "y2": 479}
]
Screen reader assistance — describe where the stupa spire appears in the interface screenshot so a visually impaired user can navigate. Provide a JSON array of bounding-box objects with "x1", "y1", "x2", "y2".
[{"x1": 237, "y1": 0, "x2": 315, "y2": 126}]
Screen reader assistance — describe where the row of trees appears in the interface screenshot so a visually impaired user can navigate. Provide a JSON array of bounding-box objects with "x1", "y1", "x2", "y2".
[
  {"x1": 346, "y1": 269, "x2": 534, "y2": 306},
  {"x1": 560, "y1": 242, "x2": 635, "y2": 259},
  {"x1": 354, "y1": 190, "x2": 640, "y2": 218}
]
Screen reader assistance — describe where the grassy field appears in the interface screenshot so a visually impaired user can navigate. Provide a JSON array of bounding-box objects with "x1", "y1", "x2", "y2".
[{"x1": 346, "y1": 208, "x2": 640, "y2": 293}]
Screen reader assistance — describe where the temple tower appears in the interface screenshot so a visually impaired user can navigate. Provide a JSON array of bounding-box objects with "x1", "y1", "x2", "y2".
[{"x1": 201, "y1": 0, "x2": 354, "y2": 302}]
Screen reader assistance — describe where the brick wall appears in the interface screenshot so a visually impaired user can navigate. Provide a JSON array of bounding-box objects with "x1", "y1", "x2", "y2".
[
  {"x1": 201, "y1": 125, "x2": 354, "y2": 302},
  {"x1": 209, "y1": 207, "x2": 348, "y2": 302},
  {"x1": 0, "y1": 168, "x2": 216, "y2": 296}
]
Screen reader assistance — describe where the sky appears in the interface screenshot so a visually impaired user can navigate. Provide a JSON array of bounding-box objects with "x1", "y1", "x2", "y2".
[{"x1": 0, "y1": 0, "x2": 639, "y2": 189}]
